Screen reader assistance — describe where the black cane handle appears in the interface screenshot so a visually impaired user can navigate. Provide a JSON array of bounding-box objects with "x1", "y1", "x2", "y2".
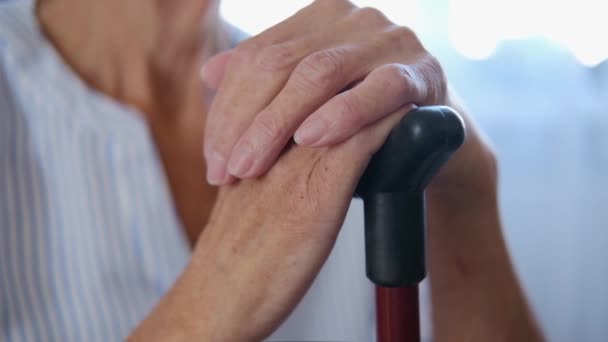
[{"x1": 355, "y1": 106, "x2": 466, "y2": 287}]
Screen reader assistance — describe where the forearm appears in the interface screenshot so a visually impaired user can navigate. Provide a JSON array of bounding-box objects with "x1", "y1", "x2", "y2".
[
  {"x1": 422, "y1": 89, "x2": 543, "y2": 341},
  {"x1": 128, "y1": 255, "x2": 221, "y2": 341},
  {"x1": 129, "y1": 231, "x2": 266, "y2": 342},
  {"x1": 426, "y1": 186, "x2": 543, "y2": 342},
  {"x1": 129, "y1": 176, "x2": 349, "y2": 342}
]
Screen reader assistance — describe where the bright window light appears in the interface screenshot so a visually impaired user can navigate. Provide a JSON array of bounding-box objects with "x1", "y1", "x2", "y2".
[
  {"x1": 448, "y1": 0, "x2": 608, "y2": 66},
  {"x1": 220, "y1": 0, "x2": 313, "y2": 35},
  {"x1": 221, "y1": 0, "x2": 607, "y2": 66}
]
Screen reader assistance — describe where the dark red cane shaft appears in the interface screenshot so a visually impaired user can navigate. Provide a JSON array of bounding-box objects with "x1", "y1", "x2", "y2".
[{"x1": 376, "y1": 286, "x2": 420, "y2": 342}]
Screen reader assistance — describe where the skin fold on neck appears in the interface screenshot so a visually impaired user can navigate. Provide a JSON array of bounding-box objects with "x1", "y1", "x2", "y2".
[{"x1": 36, "y1": 0, "x2": 219, "y2": 245}]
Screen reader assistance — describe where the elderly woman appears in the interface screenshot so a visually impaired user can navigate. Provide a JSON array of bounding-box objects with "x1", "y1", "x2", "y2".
[{"x1": 0, "y1": 0, "x2": 542, "y2": 341}]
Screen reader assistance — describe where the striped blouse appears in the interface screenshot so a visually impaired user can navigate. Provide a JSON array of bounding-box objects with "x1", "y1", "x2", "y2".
[{"x1": 0, "y1": 1, "x2": 379, "y2": 341}]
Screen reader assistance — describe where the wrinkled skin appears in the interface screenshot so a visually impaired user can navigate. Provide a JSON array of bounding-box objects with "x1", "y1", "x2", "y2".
[
  {"x1": 202, "y1": 0, "x2": 447, "y2": 186},
  {"x1": 139, "y1": 106, "x2": 412, "y2": 341}
]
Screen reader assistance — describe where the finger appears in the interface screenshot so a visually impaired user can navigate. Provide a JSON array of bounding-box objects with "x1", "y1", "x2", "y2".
[
  {"x1": 201, "y1": 50, "x2": 234, "y2": 90},
  {"x1": 225, "y1": 43, "x2": 379, "y2": 178},
  {"x1": 222, "y1": 24, "x2": 436, "y2": 179},
  {"x1": 222, "y1": 23, "x2": 416, "y2": 179},
  {"x1": 203, "y1": 35, "x2": 319, "y2": 185},
  {"x1": 301, "y1": 104, "x2": 413, "y2": 199},
  {"x1": 267, "y1": 104, "x2": 414, "y2": 211},
  {"x1": 200, "y1": 12, "x2": 354, "y2": 91},
  {"x1": 203, "y1": 3, "x2": 358, "y2": 185},
  {"x1": 332, "y1": 104, "x2": 415, "y2": 182},
  {"x1": 204, "y1": 27, "x2": 332, "y2": 186},
  {"x1": 204, "y1": 27, "x2": 352, "y2": 184},
  {"x1": 294, "y1": 62, "x2": 431, "y2": 147}
]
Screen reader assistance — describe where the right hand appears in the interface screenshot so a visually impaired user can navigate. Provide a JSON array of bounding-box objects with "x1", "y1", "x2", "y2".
[{"x1": 146, "y1": 106, "x2": 410, "y2": 341}]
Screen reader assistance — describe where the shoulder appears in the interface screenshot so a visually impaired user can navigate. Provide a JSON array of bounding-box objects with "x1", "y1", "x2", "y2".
[
  {"x1": 0, "y1": 1, "x2": 44, "y2": 68},
  {"x1": 0, "y1": 1, "x2": 35, "y2": 124},
  {"x1": 0, "y1": 0, "x2": 52, "y2": 114},
  {"x1": 0, "y1": 0, "x2": 69, "y2": 133},
  {"x1": 0, "y1": 0, "x2": 148, "y2": 134}
]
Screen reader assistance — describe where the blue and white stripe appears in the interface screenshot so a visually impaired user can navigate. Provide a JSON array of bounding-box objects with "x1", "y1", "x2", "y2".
[{"x1": 0, "y1": 1, "x2": 190, "y2": 341}]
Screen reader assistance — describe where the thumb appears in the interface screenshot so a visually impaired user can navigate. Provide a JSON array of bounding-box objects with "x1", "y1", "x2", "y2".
[{"x1": 201, "y1": 49, "x2": 234, "y2": 90}]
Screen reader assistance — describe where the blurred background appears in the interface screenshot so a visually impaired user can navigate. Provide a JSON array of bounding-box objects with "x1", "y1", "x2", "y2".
[{"x1": 222, "y1": 0, "x2": 608, "y2": 341}]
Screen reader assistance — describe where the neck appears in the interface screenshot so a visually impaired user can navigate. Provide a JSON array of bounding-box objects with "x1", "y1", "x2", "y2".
[
  {"x1": 36, "y1": 0, "x2": 214, "y2": 117},
  {"x1": 36, "y1": 0, "x2": 220, "y2": 244}
]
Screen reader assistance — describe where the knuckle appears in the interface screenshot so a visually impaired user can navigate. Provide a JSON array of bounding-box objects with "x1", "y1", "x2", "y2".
[
  {"x1": 231, "y1": 42, "x2": 261, "y2": 66},
  {"x1": 384, "y1": 25, "x2": 423, "y2": 52},
  {"x1": 342, "y1": 93, "x2": 362, "y2": 118},
  {"x1": 232, "y1": 40, "x2": 297, "y2": 74},
  {"x1": 339, "y1": 93, "x2": 366, "y2": 128},
  {"x1": 378, "y1": 64, "x2": 416, "y2": 95},
  {"x1": 295, "y1": 49, "x2": 344, "y2": 91},
  {"x1": 424, "y1": 55, "x2": 447, "y2": 102},
  {"x1": 255, "y1": 42, "x2": 299, "y2": 71},
  {"x1": 314, "y1": 0, "x2": 355, "y2": 13},
  {"x1": 415, "y1": 55, "x2": 447, "y2": 104},
  {"x1": 354, "y1": 7, "x2": 390, "y2": 26},
  {"x1": 253, "y1": 114, "x2": 288, "y2": 145}
]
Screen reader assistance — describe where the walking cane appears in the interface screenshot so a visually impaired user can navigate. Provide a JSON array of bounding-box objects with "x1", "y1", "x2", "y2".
[{"x1": 355, "y1": 106, "x2": 465, "y2": 342}]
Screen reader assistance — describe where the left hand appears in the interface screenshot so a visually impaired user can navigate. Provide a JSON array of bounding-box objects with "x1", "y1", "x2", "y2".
[{"x1": 202, "y1": 0, "x2": 447, "y2": 185}]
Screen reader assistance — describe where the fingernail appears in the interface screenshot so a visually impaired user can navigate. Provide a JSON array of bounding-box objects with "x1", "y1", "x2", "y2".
[
  {"x1": 228, "y1": 141, "x2": 255, "y2": 177},
  {"x1": 294, "y1": 118, "x2": 327, "y2": 146},
  {"x1": 206, "y1": 150, "x2": 228, "y2": 185}
]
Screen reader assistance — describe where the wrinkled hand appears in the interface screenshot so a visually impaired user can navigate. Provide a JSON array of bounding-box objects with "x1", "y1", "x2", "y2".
[
  {"x1": 201, "y1": 0, "x2": 445, "y2": 185},
  {"x1": 188, "y1": 107, "x2": 409, "y2": 341}
]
